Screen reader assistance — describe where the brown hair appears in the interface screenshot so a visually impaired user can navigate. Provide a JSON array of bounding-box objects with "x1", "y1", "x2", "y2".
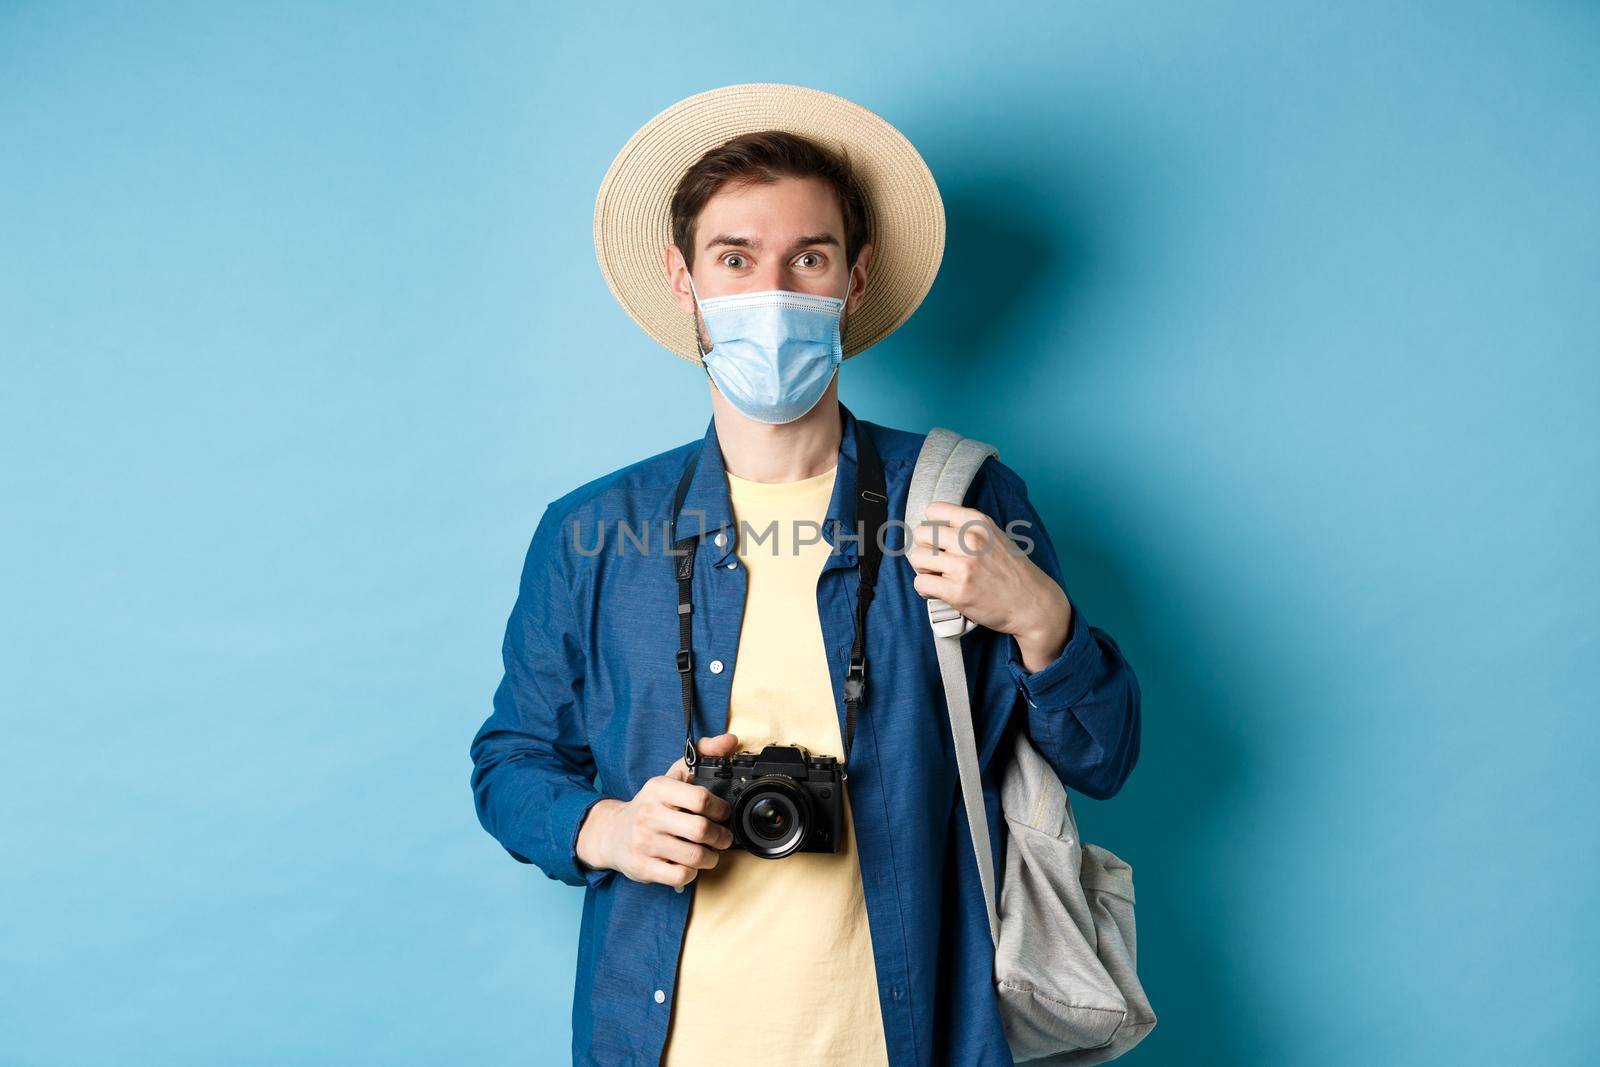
[{"x1": 669, "y1": 131, "x2": 872, "y2": 273}]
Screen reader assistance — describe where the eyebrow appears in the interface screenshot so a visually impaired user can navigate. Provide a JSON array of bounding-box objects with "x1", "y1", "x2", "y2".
[{"x1": 703, "y1": 233, "x2": 841, "y2": 253}]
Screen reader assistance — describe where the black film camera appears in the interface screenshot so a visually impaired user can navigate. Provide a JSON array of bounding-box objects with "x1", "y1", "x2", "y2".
[{"x1": 691, "y1": 744, "x2": 845, "y2": 859}]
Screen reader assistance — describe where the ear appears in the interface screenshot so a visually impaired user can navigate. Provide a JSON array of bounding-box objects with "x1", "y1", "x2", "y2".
[
  {"x1": 664, "y1": 244, "x2": 696, "y2": 316},
  {"x1": 845, "y1": 243, "x2": 875, "y2": 315}
]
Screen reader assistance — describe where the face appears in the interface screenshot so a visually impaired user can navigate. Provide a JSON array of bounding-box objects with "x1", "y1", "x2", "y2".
[{"x1": 665, "y1": 175, "x2": 875, "y2": 354}]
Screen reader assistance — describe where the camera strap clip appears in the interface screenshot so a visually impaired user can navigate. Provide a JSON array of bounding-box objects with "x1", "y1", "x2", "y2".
[{"x1": 843, "y1": 657, "x2": 867, "y2": 705}]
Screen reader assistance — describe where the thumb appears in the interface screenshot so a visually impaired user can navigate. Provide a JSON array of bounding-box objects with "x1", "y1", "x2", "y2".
[
  {"x1": 665, "y1": 733, "x2": 741, "y2": 782},
  {"x1": 696, "y1": 732, "x2": 740, "y2": 759}
]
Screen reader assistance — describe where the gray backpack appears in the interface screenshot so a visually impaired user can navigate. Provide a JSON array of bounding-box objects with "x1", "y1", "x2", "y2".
[{"x1": 905, "y1": 428, "x2": 1156, "y2": 1065}]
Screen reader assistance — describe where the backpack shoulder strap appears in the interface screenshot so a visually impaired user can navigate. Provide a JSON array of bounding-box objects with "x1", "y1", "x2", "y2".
[
  {"x1": 904, "y1": 429, "x2": 1000, "y2": 636},
  {"x1": 906, "y1": 427, "x2": 1002, "y2": 944}
]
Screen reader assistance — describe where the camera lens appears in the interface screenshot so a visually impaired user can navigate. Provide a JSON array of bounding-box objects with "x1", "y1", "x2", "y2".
[
  {"x1": 745, "y1": 795, "x2": 793, "y2": 841},
  {"x1": 733, "y1": 777, "x2": 812, "y2": 859}
]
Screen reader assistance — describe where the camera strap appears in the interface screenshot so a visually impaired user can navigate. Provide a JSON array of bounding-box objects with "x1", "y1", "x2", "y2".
[{"x1": 670, "y1": 404, "x2": 887, "y2": 773}]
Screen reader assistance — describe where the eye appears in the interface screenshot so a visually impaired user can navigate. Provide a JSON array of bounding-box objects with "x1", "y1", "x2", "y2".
[
  {"x1": 795, "y1": 252, "x2": 825, "y2": 268},
  {"x1": 721, "y1": 253, "x2": 749, "y2": 269}
]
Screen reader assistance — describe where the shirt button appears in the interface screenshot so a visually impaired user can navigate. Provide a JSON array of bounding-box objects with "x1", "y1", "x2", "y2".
[
  {"x1": 674, "y1": 883, "x2": 685, "y2": 893},
  {"x1": 724, "y1": 561, "x2": 737, "y2": 570},
  {"x1": 714, "y1": 532, "x2": 727, "y2": 548},
  {"x1": 709, "y1": 659, "x2": 724, "y2": 674},
  {"x1": 653, "y1": 989, "x2": 666, "y2": 1004}
]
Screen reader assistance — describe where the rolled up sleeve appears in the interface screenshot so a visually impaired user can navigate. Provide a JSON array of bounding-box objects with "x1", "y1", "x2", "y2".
[
  {"x1": 975, "y1": 460, "x2": 1142, "y2": 801},
  {"x1": 469, "y1": 503, "x2": 616, "y2": 889}
]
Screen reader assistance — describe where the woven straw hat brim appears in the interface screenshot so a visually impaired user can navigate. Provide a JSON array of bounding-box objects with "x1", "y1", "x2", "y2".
[{"x1": 593, "y1": 83, "x2": 945, "y2": 364}]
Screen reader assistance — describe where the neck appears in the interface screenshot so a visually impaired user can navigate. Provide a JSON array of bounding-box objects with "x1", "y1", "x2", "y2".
[{"x1": 710, "y1": 380, "x2": 843, "y2": 483}]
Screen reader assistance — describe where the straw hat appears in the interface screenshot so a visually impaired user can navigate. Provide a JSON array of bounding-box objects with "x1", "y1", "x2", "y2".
[{"x1": 593, "y1": 83, "x2": 945, "y2": 364}]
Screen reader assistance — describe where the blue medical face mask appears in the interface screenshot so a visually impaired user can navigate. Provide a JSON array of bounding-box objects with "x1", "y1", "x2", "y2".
[{"x1": 688, "y1": 273, "x2": 850, "y2": 425}]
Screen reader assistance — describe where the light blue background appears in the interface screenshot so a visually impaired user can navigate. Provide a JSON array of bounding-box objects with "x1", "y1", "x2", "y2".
[{"x1": 3, "y1": 2, "x2": 1596, "y2": 1064}]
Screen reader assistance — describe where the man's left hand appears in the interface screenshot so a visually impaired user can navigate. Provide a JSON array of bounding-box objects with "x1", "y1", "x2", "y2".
[{"x1": 905, "y1": 500, "x2": 1073, "y2": 674}]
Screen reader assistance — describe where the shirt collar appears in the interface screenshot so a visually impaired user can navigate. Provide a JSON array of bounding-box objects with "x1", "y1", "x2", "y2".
[{"x1": 670, "y1": 402, "x2": 864, "y2": 568}]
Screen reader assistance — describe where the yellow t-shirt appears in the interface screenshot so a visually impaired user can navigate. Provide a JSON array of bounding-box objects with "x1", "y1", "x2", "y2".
[{"x1": 660, "y1": 464, "x2": 890, "y2": 1067}]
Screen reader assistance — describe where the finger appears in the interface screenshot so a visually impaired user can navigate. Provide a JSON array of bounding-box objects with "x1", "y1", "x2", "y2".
[
  {"x1": 915, "y1": 520, "x2": 992, "y2": 557},
  {"x1": 913, "y1": 571, "x2": 959, "y2": 604},
  {"x1": 696, "y1": 732, "x2": 740, "y2": 759},
  {"x1": 910, "y1": 517, "x2": 958, "y2": 551},
  {"x1": 925, "y1": 500, "x2": 986, "y2": 525},
  {"x1": 931, "y1": 519, "x2": 993, "y2": 554},
  {"x1": 905, "y1": 543, "x2": 957, "y2": 575},
  {"x1": 648, "y1": 831, "x2": 720, "y2": 871},
  {"x1": 666, "y1": 732, "x2": 740, "y2": 784},
  {"x1": 923, "y1": 508, "x2": 998, "y2": 551},
  {"x1": 657, "y1": 807, "x2": 735, "y2": 849},
  {"x1": 636, "y1": 857, "x2": 696, "y2": 888},
  {"x1": 914, "y1": 549, "x2": 970, "y2": 584},
  {"x1": 654, "y1": 777, "x2": 733, "y2": 823}
]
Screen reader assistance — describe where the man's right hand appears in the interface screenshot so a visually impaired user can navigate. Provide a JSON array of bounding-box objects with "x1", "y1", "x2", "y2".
[{"x1": 574, "y1": 732, "x2": 740, "y2": 887}]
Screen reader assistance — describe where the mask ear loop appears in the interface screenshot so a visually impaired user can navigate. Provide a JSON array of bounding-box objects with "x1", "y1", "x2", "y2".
[
  {"x1": 835, "y1": 265, "x2": 854, "y2": 360},
  {"x1": 686, "y1": 271, "x2": 711, "y2": 364}
]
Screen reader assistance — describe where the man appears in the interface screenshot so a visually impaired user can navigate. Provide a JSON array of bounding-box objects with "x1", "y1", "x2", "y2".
[{"x1": 469, "y1": 84, "x2": 1141, "y2": 1067}]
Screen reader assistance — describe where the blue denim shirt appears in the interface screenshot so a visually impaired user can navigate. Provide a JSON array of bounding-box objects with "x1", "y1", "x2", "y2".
[{"x1": 469, "y1": 405, "x2": 1141, "y2": 1066}]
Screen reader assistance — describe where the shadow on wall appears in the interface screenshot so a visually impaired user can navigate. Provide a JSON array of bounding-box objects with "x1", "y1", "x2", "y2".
[{"x1": 893, "y1": 172, "x2": 1270, "y2": 1066}]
